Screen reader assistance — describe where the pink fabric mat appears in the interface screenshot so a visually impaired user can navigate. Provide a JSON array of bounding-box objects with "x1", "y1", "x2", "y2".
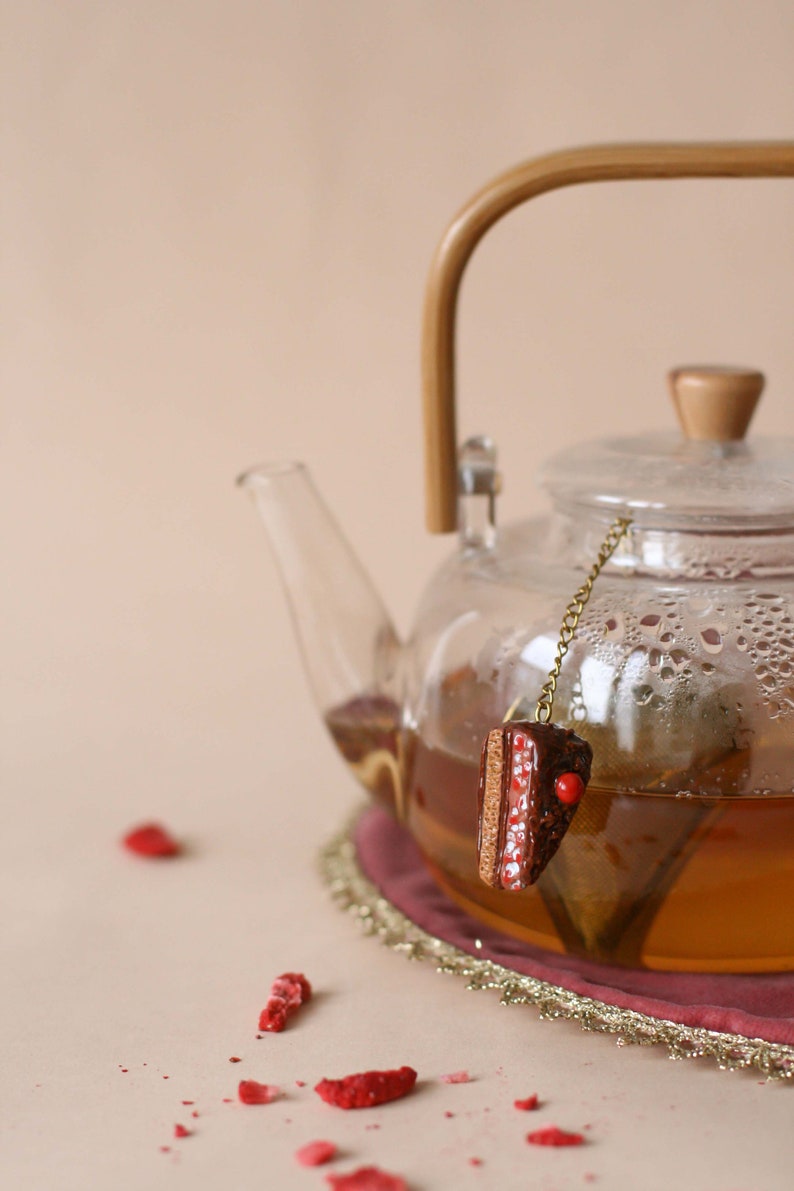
[{"x1": 354, "y1": 806, "x2": 794, "y2": 1045}]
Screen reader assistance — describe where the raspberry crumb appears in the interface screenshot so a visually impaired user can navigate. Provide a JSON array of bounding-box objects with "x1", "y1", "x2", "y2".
[
  {"x1": 527, "y1": 1125, "x2": 585, "y2": 1147},
  {"x1": 440, "y1": 1071, "x2": 470, "y2": 1084},
  {"x1": 222, "y1": 1098, "x2": 233, "y2": 1103},
  {"x1": 259, "y1": 972, "x2": 312, "y2": 1033},
  {"x1": 469, "y1": 1157, "x2": 483, "y2": 1167},
  {"x1": 122, "y1": 823, "x2": 181, "y2": 858},
  {"x1": 514, "y1": 1094, "x2": 539, "y2": 1111},
  {"x1": 238, "y1": 1079, "x2": 280, "y2": 1105},
  {"x1": 159, "y1": 1146, "x2": 171, "y2": 1154},
  {"x1": 174, "y1": 1124, "x2": 190, "y2": 1139},
  {"x1": 326, "y1": 1167, "x2": 407, "y2": 1191},
  {"x1": 315, "y1": 1067, "x2": 417, "y2": 1110},
  {"x1": 444, "y1": 1111, "x2": 454, "y2": 1118},
  {"x1": 295, "y1": 1140, "x2": 337, "y2": 1167},
  {"x1": 295, "y1": 1080, "x2": 307, "y2": 1087},
  {"x1": 191, "y1": 1111, "x2": 199, "y2": 1119},
  {"x1": 229, "y1": 1056, "x2": 242, "y2": 1063},
  {"x1": 181, "y1": 1101, "x2": 194, "y2": 1105}
]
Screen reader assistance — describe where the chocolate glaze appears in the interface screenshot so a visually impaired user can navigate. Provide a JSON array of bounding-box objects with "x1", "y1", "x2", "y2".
[{"x1": 477, "y1": 721, "x2": 592, "y2": 889}]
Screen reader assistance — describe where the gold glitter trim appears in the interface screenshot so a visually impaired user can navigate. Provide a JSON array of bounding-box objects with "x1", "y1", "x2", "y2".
[{"x1": 318, "y1": 810, "x2": 794, "y2": 1081}]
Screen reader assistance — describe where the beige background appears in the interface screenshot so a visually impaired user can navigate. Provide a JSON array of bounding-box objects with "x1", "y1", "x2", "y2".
[{"x1": 3, "y1": 3, "x2": 794, "y2": 1189}]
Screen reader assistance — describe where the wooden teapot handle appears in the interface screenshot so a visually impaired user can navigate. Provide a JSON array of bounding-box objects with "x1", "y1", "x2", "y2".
[{"x1": 422, "y1": 141, "x2": 794, "y2": 533}]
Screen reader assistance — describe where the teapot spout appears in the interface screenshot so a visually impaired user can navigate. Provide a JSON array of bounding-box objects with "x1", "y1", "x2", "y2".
[{"x1": 238, "y1": 461, "x2": 404, "y2": 814}]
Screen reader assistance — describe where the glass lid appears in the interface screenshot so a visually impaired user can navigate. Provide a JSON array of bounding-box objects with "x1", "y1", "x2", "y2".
[{"x1": 540, "y1": 367, "x2": 794, "y2": 528}]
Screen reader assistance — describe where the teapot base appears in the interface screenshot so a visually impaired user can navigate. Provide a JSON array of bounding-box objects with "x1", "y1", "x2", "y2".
[
  {"x1": 427, "y1": 857, "x2": 794, "y2": 975},
  {"x1": 408, "y1": 743, "x2": 794, "y2": 973},
  {"x1": 324, "y1": 805, "x2": 794, "y2": 1078}
]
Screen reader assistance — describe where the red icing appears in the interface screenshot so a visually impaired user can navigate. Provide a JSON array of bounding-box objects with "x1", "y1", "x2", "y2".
[
  {"x1": 326, "y1": 1168, "x2": 408, "y2": 1191},
  {"x1": 122, "y1": 823, "x2": 180, "y2": 858},
  {"x1": 514, "y1": 1094, "x2": 539, "y2": 1111},
  {"x1": 314, "y1": 1067, "x2": 417, "y2": 1109},
  {"x1": 527, "y1": 1124, "x2": 585, "y2": 1147},
  {"x1": 499, "y1": 734, "x2": 534, "y2": 889},
  {"x1": 238, "y1": 1080, "x2": 280, "y2": 1105},
  {"x1": 555, "y1": 771, "x2": 585, "y2": 805},
  {"x1": 295, "y1": 1139, "x2": 337, "y2": 1167}
]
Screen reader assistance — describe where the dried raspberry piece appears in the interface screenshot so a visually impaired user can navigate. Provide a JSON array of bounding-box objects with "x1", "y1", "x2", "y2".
[
  {"x1": 295, "y1": 1139, "x2": 337, "y2": 1167},
  {"x1": 174, "y1": 1124, "x2": 191, "y2": 1138},
  {"x1": 527, "y1": 1125, "x2": 585, "y2": 1147},
  {"x1": 326, "y1": 1167, "x2": 407, "y2": 1191},
  {"x1": 229, "y1": 1056, "x2": 242, "y2": 1063},
  {"x1": 514, "y1": 1094, "x2": 539, "y2": 1111},
  {"x1": 122, "y1": 823, "x2": 180, "y2": 858},
  {"x1": 439, "y1": 1070, "x2": 470, "y2": 1084},
  {"x1": 259, "y1": 1003, "x2": 287, "y2": 1031},
  {"x1": 258, "y1": 972, "x2": 312, "y2": 1032},
  {"x1": 238, "y1": 1080, "x2": 280, "y2": 1105},
  {"x1": 315, "y1": 1067, "x2": 417, "y2": 1110}
]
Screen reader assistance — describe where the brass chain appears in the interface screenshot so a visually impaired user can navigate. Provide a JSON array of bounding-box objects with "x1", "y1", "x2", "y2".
[{"x1": 504, "y1": 516, "x2": 632, "y2": 725}]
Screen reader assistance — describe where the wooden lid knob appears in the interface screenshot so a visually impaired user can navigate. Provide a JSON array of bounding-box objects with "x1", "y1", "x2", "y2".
[{"x1": 669, "y1": 366, "x2": 765, "y2": 442}]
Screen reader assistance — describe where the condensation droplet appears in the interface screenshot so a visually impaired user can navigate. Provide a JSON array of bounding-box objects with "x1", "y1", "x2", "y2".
[
  {"x1": 700, "y1": 627, "x2": 723, "y2": 654},
  {"x1": 640, "y1": 615, "x2": 662, "y2": 639},
  {"x1": 604, "y1": 614, "x2": 625, "y2": 642}
]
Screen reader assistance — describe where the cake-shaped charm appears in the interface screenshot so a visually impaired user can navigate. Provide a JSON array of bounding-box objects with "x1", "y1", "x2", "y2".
[{"x1": 477, "y1": 721, "x2": 592, "y2": 889}]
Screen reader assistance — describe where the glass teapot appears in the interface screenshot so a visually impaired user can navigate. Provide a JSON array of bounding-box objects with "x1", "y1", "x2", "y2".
[{"x1": 240, "y1": 142, "x2": 794, "y2": 974}]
